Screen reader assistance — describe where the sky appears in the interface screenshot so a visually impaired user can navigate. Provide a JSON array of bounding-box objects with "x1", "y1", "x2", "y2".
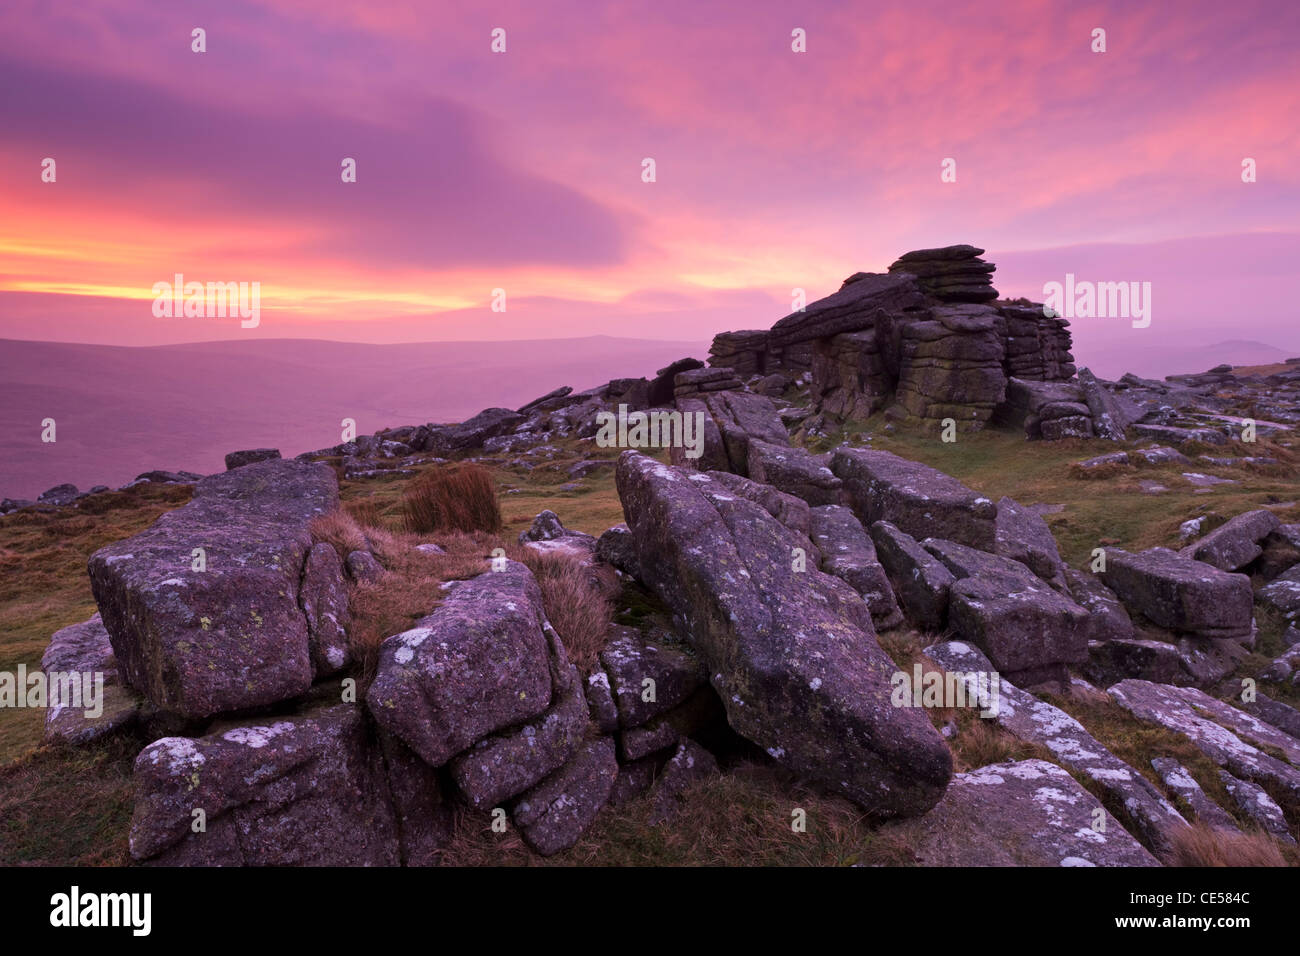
[{"x1": 1, "y1": 0, "x2": 1298, "y2": 353}]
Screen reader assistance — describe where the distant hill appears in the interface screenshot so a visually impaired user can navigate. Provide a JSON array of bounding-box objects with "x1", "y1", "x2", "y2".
[
  {"x1": 0, "y1": 336, "x2": 706, "y2": 499},
  {"x1": 1076, "y1": 338, "x2": 1298, "y2": 380}
]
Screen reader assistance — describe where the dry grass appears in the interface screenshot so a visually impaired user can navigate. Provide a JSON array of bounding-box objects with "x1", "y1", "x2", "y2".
[
  {"x1": 511, "y1": 545, "x2": 619, "y2": 674},
  {"x1": 403, "y1": 463, "x2": 502, "y2": 535},
  {"x1": 1164, "y1": 822, "x2": 1290, "y2": 867},
  {"x1": 437, "y1": 761, "x2": 915, "y2": 866}
]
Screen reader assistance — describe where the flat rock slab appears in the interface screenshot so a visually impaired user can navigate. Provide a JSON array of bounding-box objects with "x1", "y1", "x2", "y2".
[
  {"x1": 926, "y1": 641, "x2": 1185, "y2": 852},
  {"x1": 615, "y1": 451, "x2": 952, "y2": 817},
  {"x1": 911, "y1": 760, "x2": 1160, "y2": 867},
  {"x1": 512, "y1": 737, "x2": 619, "y2": 856},
  {"x1": 88, "y1": 459, "x2": 340, "y2": 719},
  {"x1": 1219, "y1": 771, "x2": 1295, "y2": 842},
  {"x1": 1150, "y1": 758, "x2": 1239, "y2": 833},
  {"x1": 41, "y1": 613, "x2": 141, "y2": 745},
  {"x1": 130, "y1": 704, "x2": 399, "y2": 865},
  {"x1": 366, "y1": 560, "x2": 554, "y2": 767},
  {"x1": 747, "y1": 440, "x2": 842, "y2": 506},
  {"x1": 768, "y1": 271, "x2": 928, "y2": 348},
  {"x1": 833, "y1": 448, "x2": 997, "y2": 550},
  {"x1": 809, "y1": 505, "x2": 904, "y2": 629},
  {"x1": 1180, "y1": 509, "x2": 1280, "y2": 571},
  {"x1": 1108, "y1": 679, "x2": 1300, "y2": 804},
  {"x1": 1100, "y1": 548, "x2": 1253, "y2": 639}
]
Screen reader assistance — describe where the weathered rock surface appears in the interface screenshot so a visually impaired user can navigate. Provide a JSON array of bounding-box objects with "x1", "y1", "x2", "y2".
[
  {"x1": 366, "y1": 561, "x2": 555, "y2": 767},
  {"x1": 131, "y1": 705, "x2": 400, "y2": 865},
  {"x1": 809, "y1": 505, "x2": 903, "y2": 629},
  {"x1": 299, "y1": 542, "x2": 351, "y2": 676},
  {"x1": 599, "y1": 626, "x2": 707, "y2": 729},
  {"x1": 512, "y1": 737, "x2": 619, "y2": 856},
  {"x1": 832, "y1": 447, "x2": 998, "y2": 550},
  {"x1": 1180, "y1": 509, "x2": 1280, "y2": 571},
  {"x1": 925, "y1": 538, "x2": 1089, "y2": 680},
  {"x1": 911, "y1": 760, "x2": 1160, "y2": 867},
  {"x1": 926, "y1": 641, "x2": 1186, "y2": 852},
  {"x1": 1066, "y1": 567, "x2": 1137, "y2": 643},
  {"x1": 41, "y1": 614, "x2": 141, "y2": 744},
  {"x1": 649, "y1": 738, "x2": 719, "y2": 825},
  {"x1": 223, "y1": 448, "x2": 281, "y2": 470},
  {"x1": 1219, "y1": 771, "x2": 1295, "y2": 842},
  {"x1": 615, "y1": 451, "x2": 952, "y2": 816},
  {"x1": 994, "y1": 496, "x2": 1069, "y2": 590},
  {"x1": 88, "y1": 459, "x2": 339, "y2": 719},
  {"x1": 869, "y1": 520, "x2": 954, "y2": 631},
  {"x1": 1109, "y1": 680, "x2": 1300, "y2": 804},
  {"x1": 746, "y1": 440, "x2": 841, "y2": 506},
  {"x1": 1100, "y1": 548, "x2": 1254, "y2": 640},
  {"x1": 1150, "y1": 758, "x2": 1240, "y2": 833}
]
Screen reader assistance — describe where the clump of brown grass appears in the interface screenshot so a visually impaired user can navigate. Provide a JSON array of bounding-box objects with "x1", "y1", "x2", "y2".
[
  {"x1": 308, "y1": 508, "x2": 371, "y2": 557},
  {"x1": 512, "y1": 544, "x2": 619, "y2": 673},
  {"x1": 402, "y1": 464, "x2": 502, "y2": 534},
  {"x1": 1164, "y1": 822, "x2": 1289, "y2": 867},
  {"x1": 343, "y1": 498, "x2": 387, "y2": 532}
]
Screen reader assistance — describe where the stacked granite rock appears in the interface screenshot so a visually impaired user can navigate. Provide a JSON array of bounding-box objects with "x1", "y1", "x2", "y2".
[
  {"x1": 673, "y1": 366, "x2": 743, "y2": 398},
  {"x1": 893, "y1": 304, "x2": 1007, "y2": 429},
  {"x1": 996, "y1": 303, "x2": 1076, "y2": 381},
  {"x1": 887, "y1": 244, "x2": 1000, "y2": 303},
  {"x1": 705, "y1": 244, "x2": 1077, "y2": 433},
  {"x1": 708, "y1": 330, "x2": 769, "y2": 377}
]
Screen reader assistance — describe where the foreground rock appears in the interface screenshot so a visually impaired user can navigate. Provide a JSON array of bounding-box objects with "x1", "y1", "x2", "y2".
[
  {"x1": 615, "y1": 451, "x2": 952, "y2": 816},
  {"x1": 910, "y1": 760, "x2": 1160, "y2": 867},
  {"x1": 88, "y1": 459, "x2": 340, "y2": 719},
  {"x1": 1180, "y1": 509, "x2": 1280, "y2": 571},
  {"x1": 925, "y1": 539, "x2": 1088, "y2": 685},
  {"x1": 809, "y1": 505, "x2": 904, "y2": 629},
  {"x1": 1150, "y1": 758, "x2": 1240, "y2": 833},
  {"x1": 131, "y1": 705, "x2": 401, "y2": 865},
  {"x1": 512, "y1": 737, "x2": 619, "y2": 856},
  {"x1": 41, "y1": 614, "x2": 141, "y2": 744},
  {"x1": 926, "y1": 641, "x2": 1185, "y2": 852},
  {"x1": 366, "y1": 561, "x2": 554, "y2": 767},
  {"x1": 1109, "y1": 680, "x2": 1300, "y2": 804}
]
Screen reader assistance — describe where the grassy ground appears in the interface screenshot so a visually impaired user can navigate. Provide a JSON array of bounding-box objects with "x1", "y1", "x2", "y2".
[{"x1": 1, "y1": 420, "x2": 1297, "y2": 865}]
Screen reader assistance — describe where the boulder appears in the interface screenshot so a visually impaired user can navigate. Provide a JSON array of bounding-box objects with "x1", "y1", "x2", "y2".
[
  {"x1": 599, "y1": 626, "x2": 706, "y2": 729},
  {"x1": 994, "y1": 496, "x2": 1068, "y2": 590},
  {"x1": 767, "y1": 272, "x2": 928, "y2": 348},
  {"x1": 449, "y1": 623, "x2": 589, "y2": 808},
  {"x1": 366, "y1": 561, "x2": 555, "y2": 767},
  {"x1": 809, "y1": 505, "x2": 903, "y2": 629},
  {"x1": 1179, "y1": 509, "x2": 1280, "y2": 571},
  {"x1": 924, "y1": 539, "x2": 1089, "y2": 681},
  {"x1": 1100, "y1": 548, "x2": 1254, "y2": 640},
  {"x1": 1219, "y1": 772, "x2": 1294, "y2": 843},
  {"x1": 911, "y1": 760, "x2": 1159, "y2": 867},
  {"x1": 87, "y1": 459, "x2": 339, "y2": 719},
  {"x1": 423, "y1": 408, "x2": 525, "y2": 452},
  {"x1": 299, "y1": 542, "x2": 351, "y2": 676},
  {"x1": 869, "y1": 520, "x2": 954, "y2": 632},
  {"x1": 40, "y1": 614, "x2": 140, "y2": 744},
  {"x1": 1065, "y1": 567, "x2": 1136, "y2": 643},
  {"x1": 1077, "y1": 367, "x2": 1129, "y2": 440},
  {"x1": 512, "y1": 737, "x2": 619, "y2": 856},
  {"x1": 746, "y1": 440, "x2": 842, "y2": 506},
  {"x1": 1109, "y1": 680, "x2": 1300, "y2": 804},
  {"x1": 1257, "y1": 565, "x2": 1300, "y2": 621},
  {"x1": 1150, "y1": 758, "x2": 1239, "y2": 834},
  {"x1": 224, "y1": 448, "x2": 281, "y2": 470},
  {"x1": 649, "y1": 738, "x2": 719, "y2": 825},
  {"x1": 615, "y1": 451, "x2": 952, "y2": 817},
  {"x1": 130, "y1": 705, "x2": 400, "y2": 865},
  {"x1": 832, "y1": 447, "x2": 998, "y2": 550}
]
